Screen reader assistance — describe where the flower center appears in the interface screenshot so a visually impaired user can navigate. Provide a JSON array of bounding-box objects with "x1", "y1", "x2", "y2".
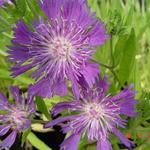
[
  {"x1": 84, "y1": 103, "x2": 104, "y2": 119},
  {"x1": 10, "y1": 108, "x2": 28, "y2": 127},
  {"x1": 49, "y1": 37, "x2": 73, "y2": 59}
]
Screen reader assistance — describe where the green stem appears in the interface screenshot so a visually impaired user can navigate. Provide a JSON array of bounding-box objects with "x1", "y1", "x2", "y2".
[
  {"x1": 110, "y1": 34, "x2": 115, "y2": 68},
  {"x1": 110, "y1": 69, "x2": 121, "y2": 85},
  {"x1": 92, "y1": 60, "x2": 121, "y2": 86},
  {"x1": 92, "y1": 59, "x2": 113, "y2": 69}
]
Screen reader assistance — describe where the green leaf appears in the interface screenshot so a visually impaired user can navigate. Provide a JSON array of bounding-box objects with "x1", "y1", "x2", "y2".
[
  {"x1": 16, "y1": 0, "x2": 27, "y2": 16},
  {"x1": 44, "y1": 95, "x2": 71, "y2": 109},
  {"x1": 125, "y1": 6, "x2": 134, "y2": 26},
  {"x1": 35, "y1": 96, "x2": 51, "y2": 120},
  {"x1": 78, "y1": 137, "x2": 88, "y2": 150},
  {"x1": 117, "y1": 28, "x2": 137, "y2": 85},
  {"x1": 0, "y1": 68, "x2": 12, "y2": 80},
  {"x1": 14, "y1": 74, "x2": 34, "y2": 85},
  {"x1": 27, "y1": 132, "x2": 51, "y2": 150},
  {"x1": 21, "y1": 127, "x2": 31, "y2": 146},
  {"x1": 25, "y1": 0, "x2": 43, "y2": 19},
  {"x1": 113, "y1": 35, "x2": 128, "y2": 66}
]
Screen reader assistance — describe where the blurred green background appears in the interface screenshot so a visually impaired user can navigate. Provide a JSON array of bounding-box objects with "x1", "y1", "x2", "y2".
[{"x1": 0, "y1": 0, "x2": 150, "y2": 149}]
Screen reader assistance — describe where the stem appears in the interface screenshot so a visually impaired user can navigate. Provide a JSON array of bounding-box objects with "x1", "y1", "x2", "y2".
[
  {"x1": 109, "y1": 34, "x2": 122, "y2": 85},
  {"x1": 110, "y1": 69, "x2": 121, "y2": 85},
  {"x1": 92, "y1": 59, "x2": 121, "y2": 86},
  {"x1": 110, "y1": 34, "x2": 115, "y2": 68},
  {"x1": 92, "y1": 59, "x2": 113, "y2": 69},
  {"x1": 92, "y1": 34, "x2": 122, "y2": 86}
]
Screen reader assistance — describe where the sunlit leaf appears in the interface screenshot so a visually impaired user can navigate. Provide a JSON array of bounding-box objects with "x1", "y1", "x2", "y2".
[{"x1": 27, "y1": 132, "x2": 51, "y2": 150}]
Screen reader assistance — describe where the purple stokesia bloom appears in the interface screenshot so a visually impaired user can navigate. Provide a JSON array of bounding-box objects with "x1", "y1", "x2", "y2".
[
  {"x1": 0, "y1": 0, "x2": 13, "y2": 6},
  {"x1": 45, "y1": 76, "x2": 138, "y2": 150},
  {"x1": 8, "y1": 0, "x2": 108, "y2": 98},
  {"x1": 0, "y1": 87, "x2": 35, "y2": 149}
]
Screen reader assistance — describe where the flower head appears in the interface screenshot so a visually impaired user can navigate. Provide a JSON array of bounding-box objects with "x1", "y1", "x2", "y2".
[
  {"x1": 0, "y1": 86, "x2": 35, "y2": 149},
  {"x1": 8, "y1": 0, "x2": 108, "y2": 98},
  {"x1": 0, "y1": 0, "x2": 13, "y2": 7},
  {"x1": 45, "y1": 76, "x2": 138, "y2": 150}
]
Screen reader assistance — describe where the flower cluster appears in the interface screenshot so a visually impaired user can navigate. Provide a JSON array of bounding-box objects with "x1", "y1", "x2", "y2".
[
  {"x1": 45, "y1": 76, "x2": 137, "y2": 150},
  {"x1": 0, "y1": 0, "x2": 138, "y2": 149},
  {"x1": 0, "y1": 86, "x2": 35, "y2": 149}
]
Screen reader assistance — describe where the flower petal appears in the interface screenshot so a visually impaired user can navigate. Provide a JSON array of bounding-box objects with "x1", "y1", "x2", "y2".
[
  {"x1": 29, "y1": 77, "x2": 52, "y2": 98},
  {"x1": 89, "y1": 22, "x2": 109, "y2": 46},
  {"x1": 81, "y1": 62, "x2": 100, "y2": 88},
  {"x1": 1, "y1": 130, "x2": 17, "y2": 149},
  {"x1": 51, "y1": 101, "x2": 78, "y2": 116},
  {"x1": 119, "y1": 99, "x2": 138, "y2": 117},
  {"x1": 110, "y1": 85, "x2": 136, "y2": 103},
  {"x1": 12, "y1": 19, "x2": 33, "y2": 44},
  {"x1": 113, "y1": 128, "x2": 133, "y2": 148},
  {"x1": 8, "y1": 45, "x2": 29, "y2": 63},
  {"x1": 0, "y1": 125, "x2": 11, "y2": 136},
  {"x1": 0, "y1": 92, "x2": 8, "y2": 103},
  {"x1": 60, "y1": 134, "x2": 80, "y2": 150},
  {"x1": 39, "y1": 0, "x2": 62, "y2": 20},
  {"x1": 11, "y1": 63, "x2": 35, "y2": 77},
  {"x1": 67, "y1": 69, "x2": 80, "y2": 100},
  {"x1": 44, "y1": 115, "x2": 78, "y2": 128},
  {"x1": 96, "y1": 139, "x2": 113, "y2": 150},
  {"x1": 98, "y1": 75, "x2": 109, "y2": 94},
  {"x1": 9, "y1": 86, "x2": 21, "y2": 104},
  {"x1": 52, "y1": 78, "x2": 68, "y2": 96}
]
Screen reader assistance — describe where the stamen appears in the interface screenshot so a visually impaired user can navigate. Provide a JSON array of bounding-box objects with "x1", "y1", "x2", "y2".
[{"x1": 48, "y1": 37, "x2": 73, "y2": 60}]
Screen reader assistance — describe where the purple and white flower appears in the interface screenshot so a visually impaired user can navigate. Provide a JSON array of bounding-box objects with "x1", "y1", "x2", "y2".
[
  {"x1": 0, "y1": 0, "x2": 13, "y2": 7},
  {"x1": 45, "y1": 76, "x2": 138, "y2": 150},
  {"x1": 8, "y1": 0, "x2": 108, "y2": 98},
  {"x1": 0, "y1": 86, "x2": 35, "y2": 149}
]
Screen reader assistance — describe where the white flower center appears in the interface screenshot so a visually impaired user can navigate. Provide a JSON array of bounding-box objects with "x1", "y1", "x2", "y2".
[
  {"x1": 10, "y1": 108, "x2": 28, "y2": 126},
  {"x1": 49, "y1": 37, "x2": 73, "y2": 60},
  {"x1": 84, "y1": 103, "x2": 105, "y2": 119}
]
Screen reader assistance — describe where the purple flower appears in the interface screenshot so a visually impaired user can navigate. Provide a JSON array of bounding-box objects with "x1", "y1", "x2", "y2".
[
  {"x1": 8, "y1": 0, "x2": 108, "y2": 98},
  {"x1": 45, "y1": 76, "x2": 138, "y2": 150},
  {"x1": 0, "y1": 86, "x2": 35, "y2": 149},
  {"x1": 0, "y1": 0, "x2": 13, "y2": 7}
]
